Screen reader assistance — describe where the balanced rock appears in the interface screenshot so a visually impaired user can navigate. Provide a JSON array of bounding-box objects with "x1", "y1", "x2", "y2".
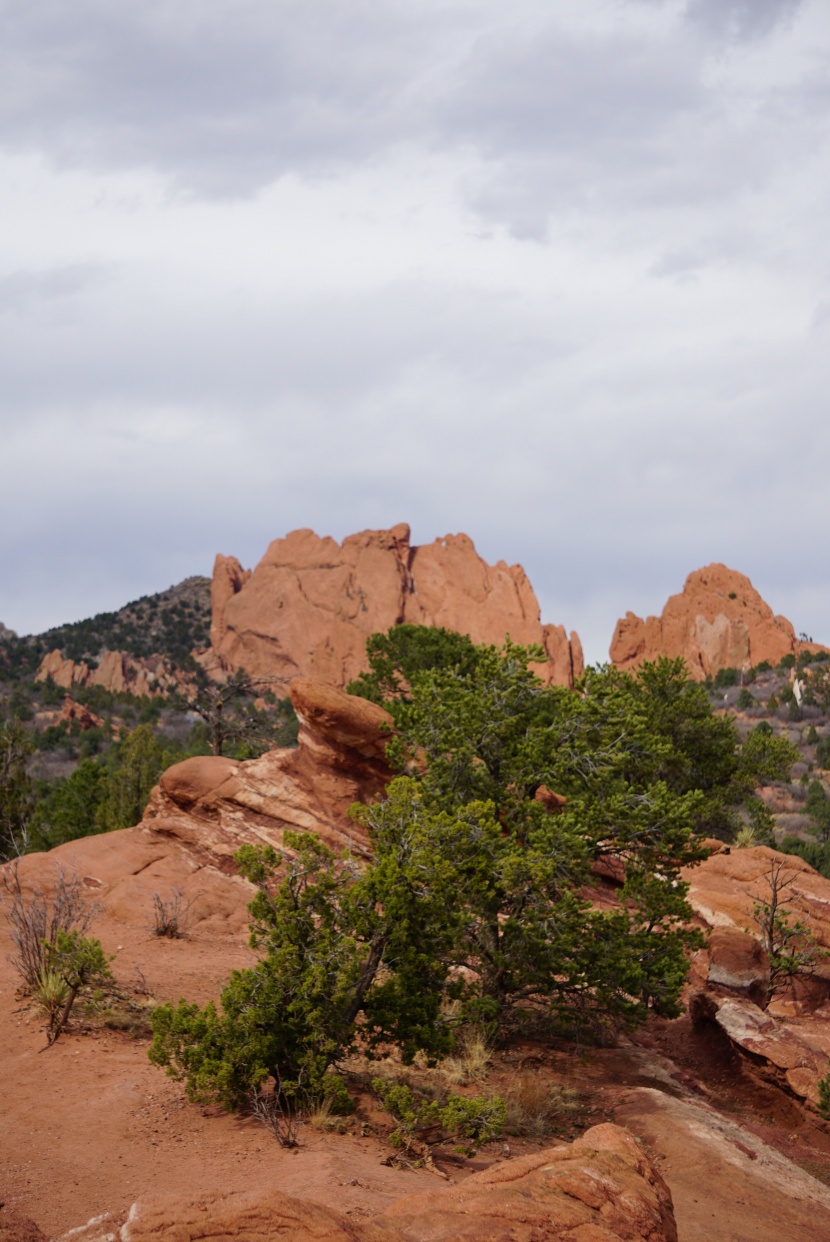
[
  {"x1": 141, "y1": 679, "x2": 394, "y2": 862},
  {"x1": 209, "y1": 524, "x2": 583, "y2": 692},
  {"x1": 609, "y1": 564, "x2": 821, "y2": 679}
]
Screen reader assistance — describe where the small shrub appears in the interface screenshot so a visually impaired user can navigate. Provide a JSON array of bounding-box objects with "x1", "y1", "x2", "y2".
[
  {"x1": 737, "y1": 688, "x2": 753, "y2": 711},
  {"x1": 767, "y1": 694, "x2": 779, "y2": 712},
  {"x1": 713, "y1": 667, "x2": 740, "y2": 689},
  {"x1": 250, "y1": 1082, "x2": 302, "y2": 1148},
  {"x1": 372, "y1": 1077, "x2": 505, "y2": 1156},
  {"x1": 819, "y1": 1064, "x2": 830, "y2": 1120},
  {"x1": 32, "y1": 968, "x2": 70, "y2": 1027},
  {"x1": 779, "y1": 654, "x2": 797, "y2": 671},
  {"x1": 0, "y1": 862, "x2": 97, "y2": 990},
  {"x1": 150, "y1": 889, "x2": 194, "y2": 939},
  {"x1": 806, "y1": 725, "x2": 820, "y2": 745},
  {"x1": 42, "y1": 929, "x2": 113, "y2": 1045}
]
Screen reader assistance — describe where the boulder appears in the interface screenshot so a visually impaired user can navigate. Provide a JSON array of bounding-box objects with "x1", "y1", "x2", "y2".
[
  {"x1": 159, "y1": 756, "x2": 240, "y2": 808},
  {"x1": 55, "y1": 1125, "x2": 677, "y2": 1242},
  {"x1": 706, "y1": 927, "x2": 769, "y2": 1003},
  {"x1": 209, "y1": 525, "x2": 583, "y2": 692},
  {"x1": 609, "y1": 564, "x2": 826, "y2": 680}
]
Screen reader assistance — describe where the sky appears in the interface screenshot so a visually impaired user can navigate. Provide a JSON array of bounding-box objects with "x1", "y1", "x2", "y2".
[{"x1": 2, "y1": 0, "x2": 829, "y2": 664}]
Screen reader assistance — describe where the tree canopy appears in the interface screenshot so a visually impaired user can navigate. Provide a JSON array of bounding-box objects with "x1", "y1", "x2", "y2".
[{"x1": 149, "y1": 631, "x2": 797, "y2": 1113}]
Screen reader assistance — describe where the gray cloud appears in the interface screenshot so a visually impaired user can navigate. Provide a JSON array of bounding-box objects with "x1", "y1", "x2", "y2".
[
  {"x1": 684, "y1": 0, "x2": 807, "y2": 42},
  {"x1": 1, "y1": 0, "x2": 829, "y2": 663}
]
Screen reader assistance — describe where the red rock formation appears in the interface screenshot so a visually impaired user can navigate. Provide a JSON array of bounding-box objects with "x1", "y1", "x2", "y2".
[
  {"x1": 683, "y1": 844, "x2": 830, "y2": 1109},
  {"x1": 58, "y1": 696, "x2": 105, "y2": 732},
  {"x1": 210, "y1": 524, "x2": 583, "y2": 691},
  {"x1": 56, "y1": 1125, "x2": 677, "y2": 1242},
  {"x1": 141, "y1": 678, "x2": 394, "y2": 861},
  {"x1": 35, "y1": 649, "x2": 187, "y2": 698},
  {"x1": 209, "y1": 553, "x2": 251, "y2": 650},
  {"x1": 610, "y1": 564, "x2": 825, "y2": 680}
]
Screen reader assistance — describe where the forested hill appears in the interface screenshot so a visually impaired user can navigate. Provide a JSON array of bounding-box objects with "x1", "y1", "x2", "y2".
[{"x1": 0, "y1": 576, "x2": 211, "y2": 680}]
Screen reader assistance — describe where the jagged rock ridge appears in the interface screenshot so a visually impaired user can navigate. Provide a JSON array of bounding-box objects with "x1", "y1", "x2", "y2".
[{"x1": 210, "y1": 523, "x2": 584, "y2": 691}]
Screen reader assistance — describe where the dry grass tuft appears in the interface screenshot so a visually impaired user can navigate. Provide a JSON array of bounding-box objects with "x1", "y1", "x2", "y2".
[
  {"x1": 503, "y1": 1074, "x2": 578, "y2": 1140},
  {"x1": 440, "y1": 1029, "x2": 492, "y2": 1085}
]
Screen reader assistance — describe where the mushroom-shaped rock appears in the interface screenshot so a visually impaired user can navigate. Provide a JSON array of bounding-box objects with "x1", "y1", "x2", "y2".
[{"x1": 290, "y1": 678, "x2": 394, "y2": 760}]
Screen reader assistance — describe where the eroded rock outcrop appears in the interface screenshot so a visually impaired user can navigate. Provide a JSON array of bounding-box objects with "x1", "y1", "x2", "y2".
[
  {"x1": 141, "y1": 678, "x2": 394, "y2": 864},
  {"x1": 57, "y1": 1124, "x2": 677, "y2": 1242},
  {"x1": 35, "y1": 649, "x2": 187, "y2": 698},
  {"x1": 610, "y1": 564, "x2": 824, "y2": 680},
  {"x1": 684, "y1": 845, "x2": 830, "y2": 1109},
  {"x1": 209, "y1": 525, "x2": 583, "y2": 691}
]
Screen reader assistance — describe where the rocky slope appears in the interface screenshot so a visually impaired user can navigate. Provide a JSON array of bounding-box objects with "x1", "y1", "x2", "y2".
[
  {"x1": 610, "y1": 563, "x2": 827, "y2": 679},
  {"x1": 5, "y1": 686, "x2": 830, "y2": 1239},
  {"x1": 209, "y1": 524, "x2": 584, "y2": 691}
]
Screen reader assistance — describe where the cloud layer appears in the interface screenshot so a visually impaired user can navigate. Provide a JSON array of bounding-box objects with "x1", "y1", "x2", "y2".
[{"x1": 1, "y1": 0, "x2": 828, "y2": 662}]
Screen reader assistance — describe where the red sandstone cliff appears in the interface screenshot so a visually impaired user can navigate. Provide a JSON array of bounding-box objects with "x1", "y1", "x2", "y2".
[
  {"x1": 610, "y1": 563, "x2": 826, "y2": 680},
  {"x1": 209, "y1": 524, "x2": 583, "y2": 690}
]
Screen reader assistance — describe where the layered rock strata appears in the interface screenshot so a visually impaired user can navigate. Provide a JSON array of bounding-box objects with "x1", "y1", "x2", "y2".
[{"x1": 209, "y1": 524, "x2": 583, "y2": 691}]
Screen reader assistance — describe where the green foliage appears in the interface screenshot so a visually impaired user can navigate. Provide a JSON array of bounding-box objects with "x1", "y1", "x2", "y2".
[
  {"x1": 712, "y1": 667, "x2": 740, "y2": 689},
  {"x1": 150, "y1": 639, "x2": 799, "y2": 1122},
  {"x1": 818, "y1": 1064, "x2": 830, "y2": 1120},
  {"x1": 95, "y1": 724, "x2": 176, "y2": 832},
  {"x1": 767, "y1": 693, "x2": 779, "y2": 712},
  {"x1": 817, "y1": 736, "x2": 830, "y2": 770},
  {"x1": 180, "y1": 668, "x2": 298, "y2": 757},
  {"x1": 737, "y1": 798, "x2": 776, "y2": 847},
  {"x1": 806, "y1": 725, "x2": 820, "y2": 746},
  {"x1": 748, "y1": 859, "x2": 826, "y2": 1000},
  {"x1": 0, "y1": 722, "x2": 36, "y2": 859},
  {"x1": 43, "y1": 928, "x2": 113, "y2": 1045},
  {"x1": 736, "y1": 688, "x2": 753, "y2": 711},
  {"x1": 779, "y1": 654, "x2": 797, "y2": 670},
  {"x1": 346, "y1": 624, "x2": 482, "y2": 706},
  {"x1": 779, "y1": 837, "x2": 830, "y2": 880},
  {"x1": 805, "y1": 779, "x2": 830, "y2": 844},
  {"x1": 30, "y1": 759, "x2": 107, "y2": 850},
  {"x1": 372, "y1": 1078, "x2": 506, "y2": 1151},
  {"x1": 150, "y1": 817, "x2": 462, "y2": 1110}
]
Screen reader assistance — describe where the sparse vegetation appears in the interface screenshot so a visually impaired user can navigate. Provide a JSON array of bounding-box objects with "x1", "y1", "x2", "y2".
[{"x1": 151, "y1": 889, "x2": 194, "y2": 939}]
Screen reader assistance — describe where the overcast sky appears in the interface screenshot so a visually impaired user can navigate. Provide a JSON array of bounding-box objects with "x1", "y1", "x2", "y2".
[{"x1": 2, "y1": 0, "x2": 828, "y2": 663}]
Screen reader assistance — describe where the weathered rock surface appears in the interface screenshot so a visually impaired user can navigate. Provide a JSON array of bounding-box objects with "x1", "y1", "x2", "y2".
[
  {"x1": 610, "y1": 563, "x2": 826, "y2": 679},
  {"x1": 141, "y1": 677, "x2": 393, "y2": 864},
  {"x1": 210, "y1": 524, "x2": 583, "y2": 691},
  {"x1": 56, "y1": 1125, "x2": 677, "y2": 1242},
  {"x1": 614, "y1": 1087, "x2": 830, "y2": 1242},
  {"x1": 35, "y1": 648, "x2": 186, "y2": 698},
  {"x1": 684, "y1": 845, "x2": 830, "y2": 1109}
]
